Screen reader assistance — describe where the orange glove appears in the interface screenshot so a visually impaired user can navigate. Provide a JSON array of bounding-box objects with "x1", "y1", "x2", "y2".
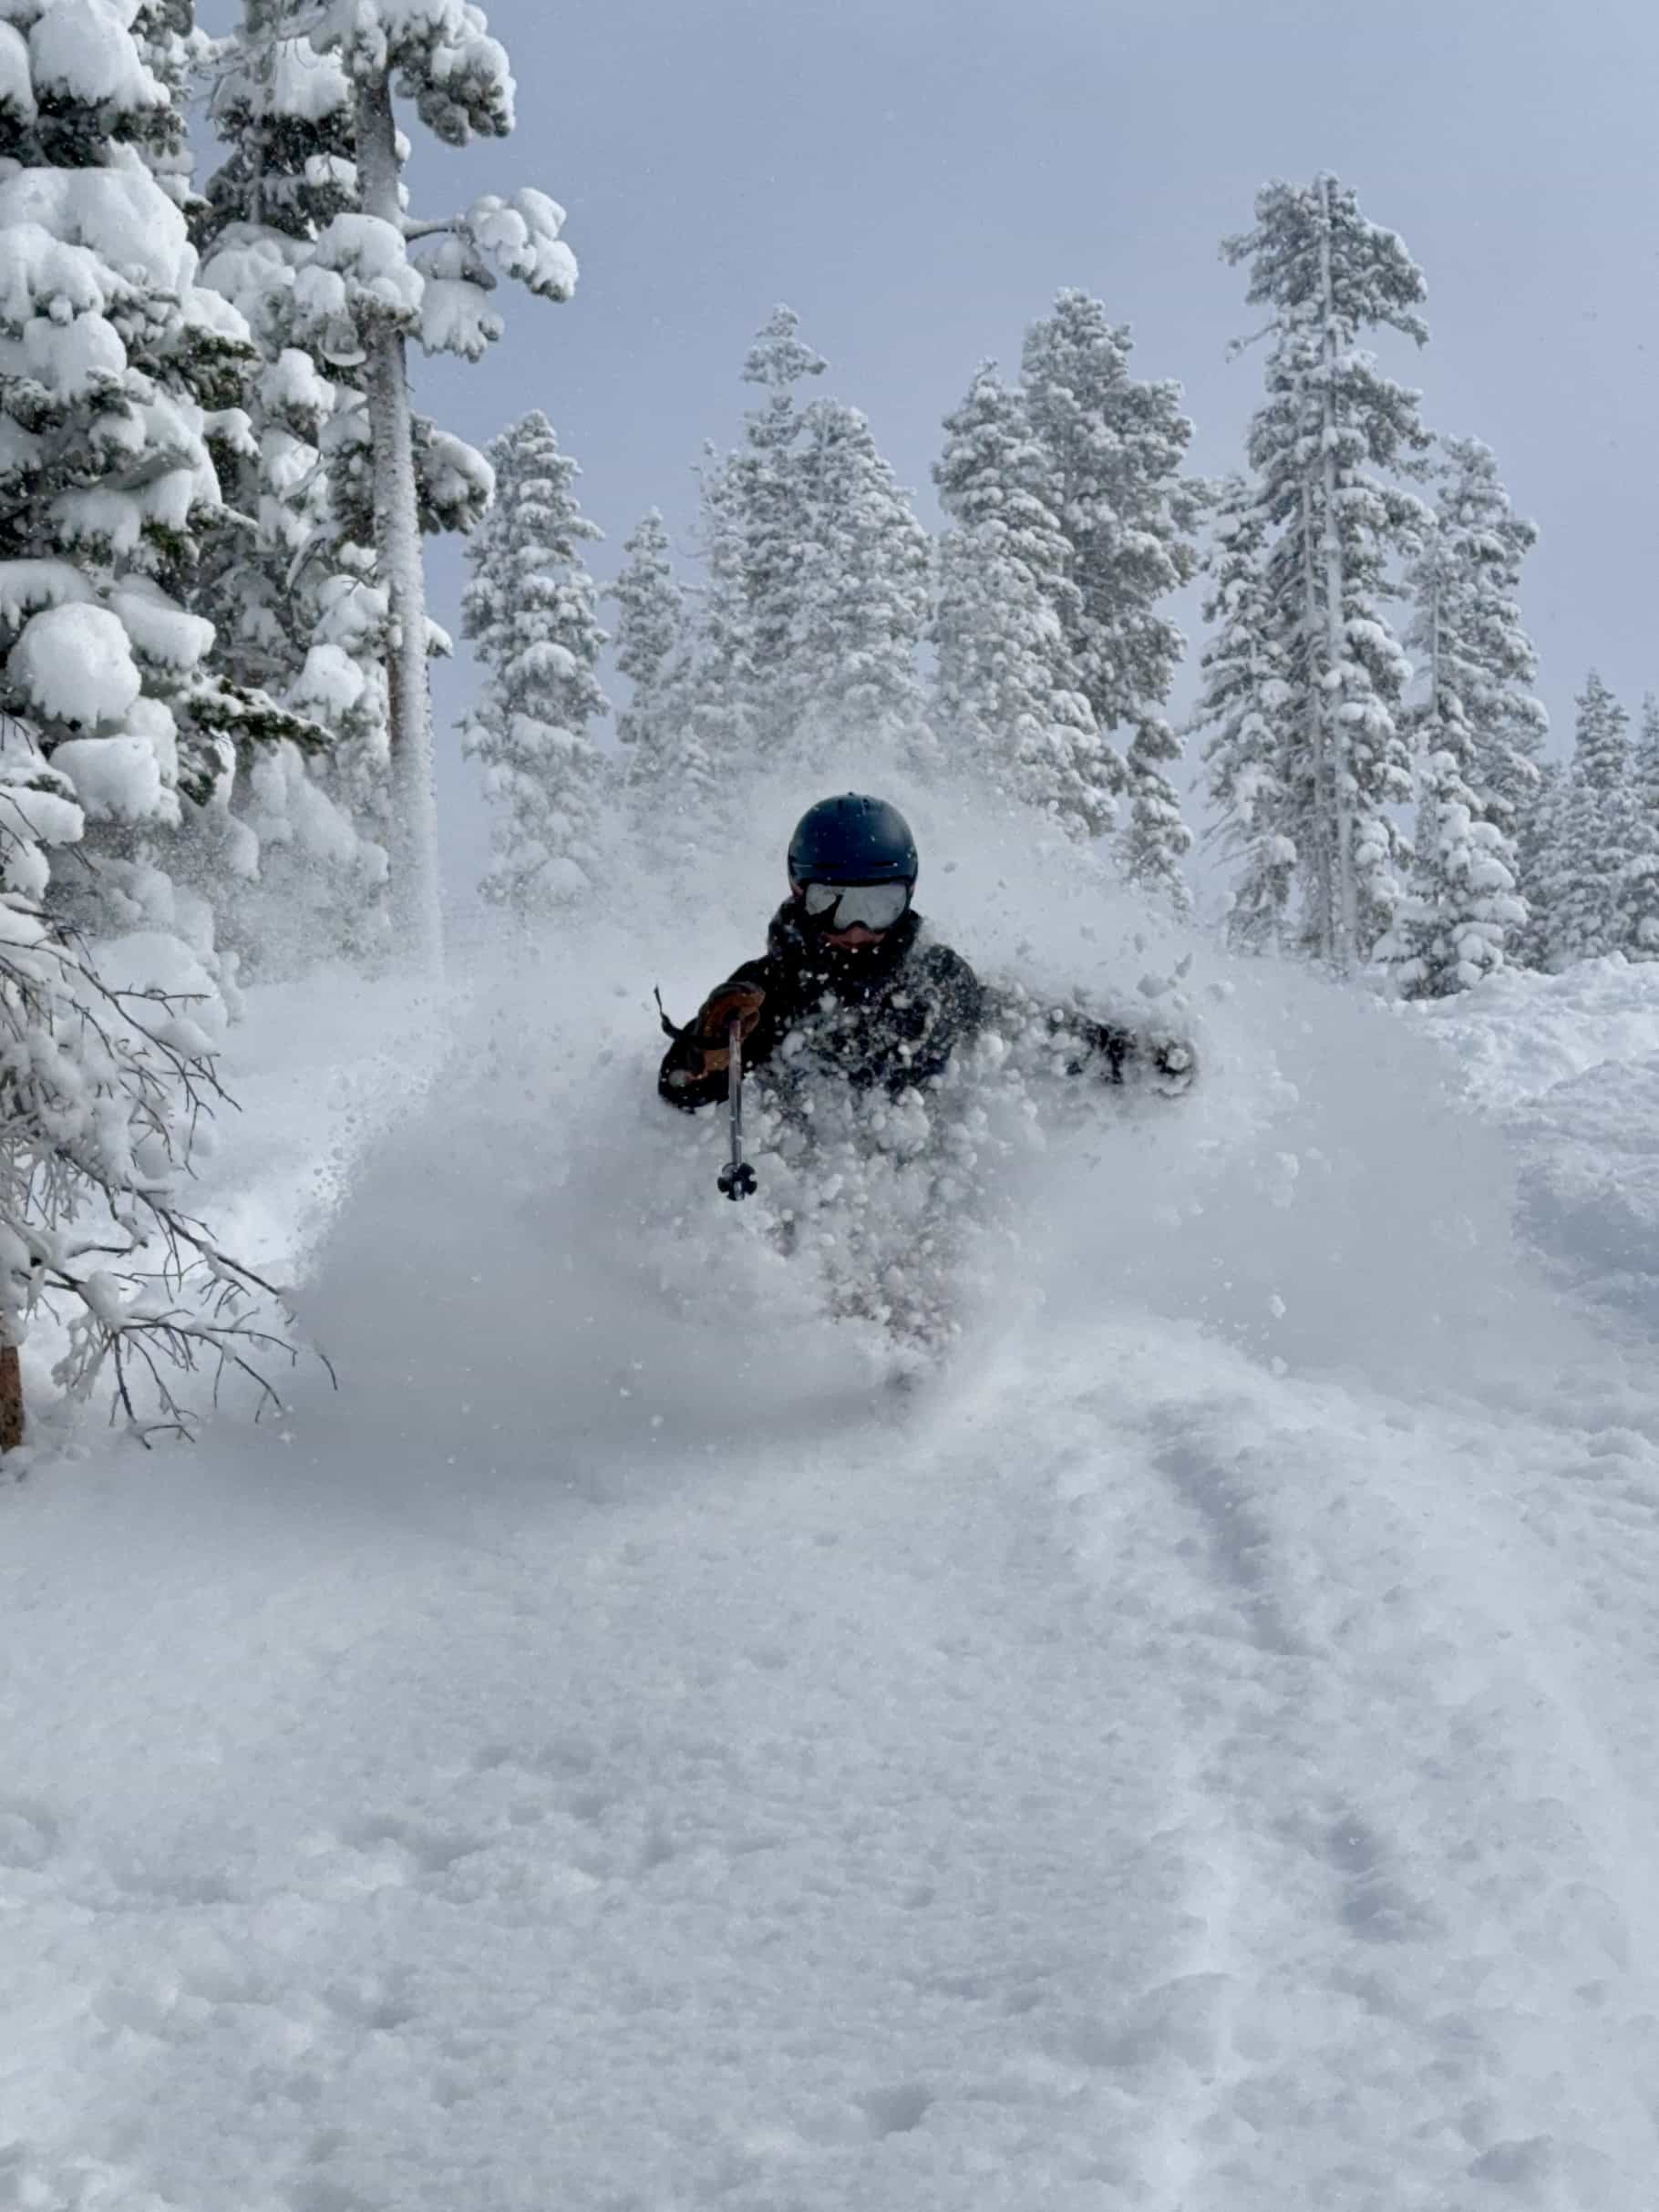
[{"x1": 693, "y1": 982, "x2": 766, "y2": 1067}]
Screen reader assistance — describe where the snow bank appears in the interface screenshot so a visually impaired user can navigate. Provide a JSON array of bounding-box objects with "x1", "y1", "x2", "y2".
[
  {"x1": 1411, "y1": 956, "x2": 1659, "y2": 1344},
  {"x1": 1411, "y1": 952, "x2": 1659, "y2": 1112}
]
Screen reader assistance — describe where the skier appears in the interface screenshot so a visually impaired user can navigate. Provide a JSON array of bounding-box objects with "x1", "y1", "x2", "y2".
[{"x1": 657, "y1": 792, "x2": 1195, "y2": 1111}]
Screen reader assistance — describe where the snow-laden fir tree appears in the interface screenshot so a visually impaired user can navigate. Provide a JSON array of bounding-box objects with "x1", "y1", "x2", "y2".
[
  {"x1": 0, "y1": 0, "x2": 322, "y2": 1441},
  {"x1": 1550, "y1": 671, "x2": 1640, "y2": 967},
  {"x1": 676, "y1": 310, "x2": 821, "y2": 777},
  {"x1": 681, "y1": 311, "x2": 929, "y2": 782},
  {"x1": 1195, "y1": 476, "x2": 1295, "y2": 952},
  {"x1": 1511, "y1": 758, "x2": 1562, "y2": 971},
  {"x1": 195, "y1": 0, "x2": 391, "y2": 964},
  {"x1": 1623, "y1": 695, "x2": 1659, "y2": 960},
  {"x1": 931, "y1": 364, "x2": 1105, "y2": 829},
  {"x1": 0, "y1": 0, "x2": 304, "y2": 958},
  {"x1": 1020, "y1": 291, "x2": 1199, "y2": 901},
  {"x1": 460, "y1": 412, "x2": 608, "y2": 914},
  {"x1": 1221, "y1": 175, "x2": 1430, "y2": 972},
  {"x1": 735, "y1": 304, "x2": 825, "y2": 748},
  {"x1": 1382, "y1": 437, "x2": 1546, "y2": 997},
  {"x1": 610, "y1": 509, "x2": 717, "y2": 837},
  {"x1": 294, "y1": 0, "x2": 581, "y2": 963},
  {"x1": 790, "y1": 396, "x2": 930, "y2": 765}
]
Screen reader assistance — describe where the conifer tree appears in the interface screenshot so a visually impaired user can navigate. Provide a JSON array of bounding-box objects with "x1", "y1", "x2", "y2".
[
  {"x1": 612, "y1": 512, "x2": 691, "y2": 784},
  {"x1": 681, "y1": 312, "x2": 928, "y2": 780},
  {"x1": 1221, "y1": 175, "x2": 1430, "y2": 972},
  {"x1": 0, "y1": 0, "x2": 290, "y2": 949},
  {"x1": 678, "y1": 443, "x2": 761, "y2": 805},
  {"x1": 1511, "y1": 760, "x2": 1561, "y2": 971},
  {"x1": 1624, "y1": 695, "x2": 1659, "y2": 959},
  {"x1": 1383, "y1": 437, "x2": 1545, "y2": 996},
  {"x1": 1195, "y1": 477, "x2": 1295, "y2": 952},
  {"x1": 931, "y1": 365, "x2": 1106, "y2": 830},
  {"x1": 460, "y1": 412, "x2": 608, "y2": 915},
  {"x1": 736, "y1": 305, "x2": 826, "y2": 747},
  {"x1": 1550, "y1": 671, "x2": 1638, "y2": 967},
  {"x1": 1020, "y1": 290, "x2": 1199, "y2": 898},
  {"x1": 196, "y1": 0, "x2": 388, "y2": 961},
  {"x1": 0, "y1": 0, "x2": 312, "y2": 1442},
  {"x1": 298, "y1": 0, "x2": 581, "y2": 962},
  {"x1": 791, "y1": 396, "x2": 930, "y2": 763}
]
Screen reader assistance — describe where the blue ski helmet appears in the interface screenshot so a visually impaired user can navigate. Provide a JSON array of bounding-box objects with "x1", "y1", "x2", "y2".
[{"x1": 787, "y1": 794, "x2": 919, "y2": 888}]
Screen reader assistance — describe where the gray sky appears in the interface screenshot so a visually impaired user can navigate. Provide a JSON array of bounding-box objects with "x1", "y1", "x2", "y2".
[{"x1": 412, "y1": 0, "x2": 1659, "y2": 880}]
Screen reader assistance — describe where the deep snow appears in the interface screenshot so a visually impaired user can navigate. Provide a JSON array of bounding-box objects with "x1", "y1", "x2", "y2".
[{"x1": 7, "y1": 821, "x2": 1659, "y2": 2208}]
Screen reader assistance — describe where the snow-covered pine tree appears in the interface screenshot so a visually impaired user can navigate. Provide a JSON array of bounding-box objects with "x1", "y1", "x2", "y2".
[
  {"x1": 1512, "y1": 759, "x2": 1562, "y2": 971},
  {"x1": 931, "y1": 363, "x2": 1106, "y2": 829},
  {"x1": 299, "y1": 0, "x2": 581, "y2": 963},
  {"x1": 610, "y1": 510, "x2": 714, "y2": 829},
  {"x1": 675, "y1": 309, "x2": 823, "y2": 780},
  {"x1": 735, "y1": 304, "x2": 825, "y2": 752},
  {"x1": 1383, "y1": 436, "x2": 1546, "y2": 996},
  {"x1": 1624, "y1": 695, "x2": 1659, "y2": 960},
  {"x1": 1221, "y1": 175, "x2": 1430, "y2": 973},
  {"x1": 0, "y1": 0, "x2": 324, "y2": 1441},
  {"x1": 196, "y1": 0, "x2": 392, "y2": 964},
  {"x1": 1195, "y1": 475, "x2": 1296, "y2": 952},
  {"x1": 674, "y1": 442, "x2": 761, "y2": 819},
  {"x1": 1019, "y1": 290, "x2": 1199, "y2": 900},
  {"x1": 459, "y1": 411, "x2": 608, "y2": 915},
  {"x1": 680, "y1": 312, "x2": 928, "y2": 781},
  {"x1": 791, "y1": 396, "x2": 930, "y2": 765},
  {"x1": 1550, "y1": 671, "x2": 1638, "y2": 968},
  {"x1": 0, "y1": 0, "x2": 314, "y2": 961}
]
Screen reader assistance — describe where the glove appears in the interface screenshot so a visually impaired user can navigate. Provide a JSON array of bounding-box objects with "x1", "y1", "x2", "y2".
[
  {"x1": 689, "y1": 982, "x2": 766, "y2": 1071},
  {"x1": 1149, "y1": 1032, "x2": 1197, "y2": 1096},
  {"x1": 696, "y1": 982, "x2": 765, "y2": 1044}
]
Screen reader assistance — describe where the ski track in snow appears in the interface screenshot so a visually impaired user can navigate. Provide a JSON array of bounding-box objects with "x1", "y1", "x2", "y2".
[{"x1": 8, "y1": 950, "x2": 1659, "y2": 2207}]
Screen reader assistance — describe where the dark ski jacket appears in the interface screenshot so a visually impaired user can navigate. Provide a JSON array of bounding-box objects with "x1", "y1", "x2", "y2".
[{"x1": 658, "y1": 902, "x2": 1139, "y2": 1112}]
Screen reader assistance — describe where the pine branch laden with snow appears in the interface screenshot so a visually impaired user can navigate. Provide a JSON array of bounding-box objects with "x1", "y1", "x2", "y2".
[
  {"x1": 1220, "y1": 174, "x2": 1431, "y2": 974},
  {"x1": 292, "y1": 0, "x2": 580, "y2": 966},
  {"x1": 1381, "y1": 437, "x2": 1547, "y2": 998},
  {"x1": 0, "y1": 717, "x2": 307, "y2": 1446},
  {"x1": 931, "y1": 363, "x2": 1108, "y2": 837},
  {"x1": 1018, "y1": 290, "x2": 1200, "y2": 902},
  {"x1": 460, "y1": 410, "x2": 608, "y2": 917},
  {"x1": 1548, "y1": 671, "x2": 1643, "y2": 970}
]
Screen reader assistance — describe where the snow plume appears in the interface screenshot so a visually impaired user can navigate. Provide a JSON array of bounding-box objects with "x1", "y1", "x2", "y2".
[{"x1": 271, "y1": 763, "x2": 1565, "y2": 1515}]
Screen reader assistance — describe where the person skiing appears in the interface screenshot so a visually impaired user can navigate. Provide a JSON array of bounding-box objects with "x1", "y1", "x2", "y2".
[{"x1": 658, "y1": 792, "x2": 1194, "y2": 1111}]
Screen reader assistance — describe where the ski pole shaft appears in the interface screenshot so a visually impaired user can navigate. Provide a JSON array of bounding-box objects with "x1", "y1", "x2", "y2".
[{"x1": 718, "y1": 1014, "x2": 757, "y2": 1200}]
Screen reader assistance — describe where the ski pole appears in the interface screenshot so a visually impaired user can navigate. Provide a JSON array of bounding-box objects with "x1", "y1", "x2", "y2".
[{"x1": 716, "y1": 1014, "x2": 757, "y2": 1201}]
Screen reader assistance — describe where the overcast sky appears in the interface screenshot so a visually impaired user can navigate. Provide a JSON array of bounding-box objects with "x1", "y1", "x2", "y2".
[{"x1": 404, "y1": 0, "x2": 1659, "y2": 884}]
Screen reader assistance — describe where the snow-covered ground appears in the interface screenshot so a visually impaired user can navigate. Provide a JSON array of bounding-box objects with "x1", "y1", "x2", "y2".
[{"x1": 8, "y1": 857, "x2": 1659, "y2": 2208}]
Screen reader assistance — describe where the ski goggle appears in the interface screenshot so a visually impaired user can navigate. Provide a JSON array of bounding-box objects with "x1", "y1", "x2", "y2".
[{"x1": 800, "y1": 880, "x2": 912, "y2": 931}]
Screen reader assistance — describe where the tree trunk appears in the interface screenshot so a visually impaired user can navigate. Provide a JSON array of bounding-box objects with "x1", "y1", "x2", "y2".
[
  {"x1": 0, "y1": 1342, "x2": 24, "y2": 1455},
  {"x1": 356, "y1": 71, "x2": 443, "y2": 973}
]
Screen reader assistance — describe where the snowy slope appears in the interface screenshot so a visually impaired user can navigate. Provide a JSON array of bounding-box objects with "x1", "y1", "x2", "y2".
[{"x1": 8, "y1": 867, "x2": 1659, "y2": 2209}]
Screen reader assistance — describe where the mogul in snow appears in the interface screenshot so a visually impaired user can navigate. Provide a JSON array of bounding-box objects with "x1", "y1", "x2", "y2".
[{"x1": 658, "y1": 793, "x2": 1196, "y2": 1112}]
